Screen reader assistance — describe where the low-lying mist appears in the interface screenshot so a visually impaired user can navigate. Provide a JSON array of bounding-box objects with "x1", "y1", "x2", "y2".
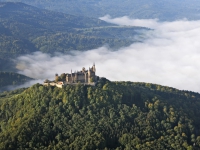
[
  {"x1": 15, "y1": 16, "x2": 200, "y2": 93},
  {"x1": 1, "y1": 80, "x2": 44, "y2": 92}
]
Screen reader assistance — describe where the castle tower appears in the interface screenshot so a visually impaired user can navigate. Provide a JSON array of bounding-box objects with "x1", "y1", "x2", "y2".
[
  {"x1": 55, "y1": 73, "x2": 59, "y2": 82},
  {"x1": 82, "y1": 67, "x2": 85, "y2": 72},
  {"x1": 84, "y1": 72, "x2": 88, "y2": 83},
  {"x1": 71, "y1": 69, "x2": 73, "y2": 83},
  {"x1": 88, "y1": 68, "x2": 91, "y2": 83},
  {"x1": 92, "y1": 63, "x2": 96, "y2": 72},
  {"x1": 66, "y1": 74, "x2": 69, "y2": 82},
  {"x1": 75, "y1": 71, "x2": 77, "y2": 83}
]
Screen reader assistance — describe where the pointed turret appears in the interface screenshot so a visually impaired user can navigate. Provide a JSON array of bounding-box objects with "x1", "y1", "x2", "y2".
[
  {"x1": 55, "y1": 73, "x2": 59, "y2": 82},
  {"x1": 92, "y1": 63, "x2": 96, "y2": 72}
]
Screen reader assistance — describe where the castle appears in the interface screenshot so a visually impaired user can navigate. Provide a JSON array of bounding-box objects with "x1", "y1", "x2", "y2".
[{"x1": 44, "y1": 64, "x2": 98, "y2": 88}]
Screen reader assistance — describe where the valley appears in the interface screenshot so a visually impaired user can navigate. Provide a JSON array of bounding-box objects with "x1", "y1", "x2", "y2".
[
  {"x1": 0, "y1": 2, "x2": 147, "y2": 72},
  {"x1": 0, "y1": 1, "x2": 200, "y2": 149}
]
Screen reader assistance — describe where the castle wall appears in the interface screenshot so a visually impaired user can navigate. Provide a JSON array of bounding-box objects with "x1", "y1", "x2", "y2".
[
  {"x1": 76, "y1": 74, "x2": 85, "y2": 82},
  {"x1": 43, "y1": 83, "x2": 49, "y2": 86},
  {"x1": 56, "y1": 84, "x2": 63, "y2": 88},
  {"x1": 66, "y1": 72, "x2": 90, "y2": 83},
  {"x1": 66, "y1": 76, "x2": 73, "y2": 82},
  {"x1": 49, "y1": 64, "x2": 97, "y2": 85},
  {"x1": 50, "y1": 82, "x2": 56, "y2": 86}
]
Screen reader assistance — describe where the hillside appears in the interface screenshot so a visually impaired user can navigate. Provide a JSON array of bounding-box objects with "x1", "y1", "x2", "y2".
[
  {"x1": 1, "y1": 0, "x2": 200, "y2": 20},
  {"x1": 0, "y1": 2, "x2": 147, "y2": 71},
  {"x1": 0, "y1": 72, "x2": 32, "y2": 92},
  {"x1": 0, "y1": 79, "x2": 200, "y2": 149}
]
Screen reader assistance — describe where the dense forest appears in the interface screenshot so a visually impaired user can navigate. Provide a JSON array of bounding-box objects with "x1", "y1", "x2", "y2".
[
  {"x1": 0, "y1": 2, "x2": 147, "y2": 71},
  {"x1": 0, "y1": 72, "x2": 32, "y2": 92},
  {"x1": 0, "y1": 0, "x2": 200, "y2": 20},
  {"x1": 0, "y1": 78, "x2": 200, "y2": 149},
  {"x1": 1, "y1": 2, "x2": 200, "y2": 149}
]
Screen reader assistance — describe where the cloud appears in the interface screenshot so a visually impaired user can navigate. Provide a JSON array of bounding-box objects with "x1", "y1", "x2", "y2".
[
  {"x1": 100, "y1": 15, "x2": 159, "y2": 28},
  {"x1": 15, "y1": 16, "x2": 200, "y2": 93},
  {"x1": 1, "y1": 79, "x2": 43, "y2": 92},
  {"x1": 100, "y1": 15, "x2": 200, "y2": 31}
]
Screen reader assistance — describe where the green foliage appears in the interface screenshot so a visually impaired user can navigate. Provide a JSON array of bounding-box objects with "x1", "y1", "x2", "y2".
[
  {"x1": 0, "y1": 80, "x2": 200, "y2": 149},
  {"x1": 0, "y1": 72, "x2": 32, "y2": 92},
  {"x1": 0, "y1": 2, "x2": 146, "y2": 71}
]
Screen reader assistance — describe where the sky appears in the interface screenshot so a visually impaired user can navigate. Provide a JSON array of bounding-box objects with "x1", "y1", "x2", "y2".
[{"x1": 15, "y1": 16, "x2": 200, "y2": 93}]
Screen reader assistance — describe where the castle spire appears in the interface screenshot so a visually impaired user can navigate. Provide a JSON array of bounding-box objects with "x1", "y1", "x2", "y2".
[{"x1": 92, "y1": 63, "x2": 96, "y2": 72}]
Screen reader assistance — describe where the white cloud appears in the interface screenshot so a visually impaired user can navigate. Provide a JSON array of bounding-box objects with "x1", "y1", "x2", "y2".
[
  {"x1": 15, "y1": 16, "x2": 200, "y2": 93},
  {"x1": 100, "y1": 15, "x2": 200, "y2": 31},
  {"x1": 100, "y1": 15, "x2": 159, "y2": 28}
]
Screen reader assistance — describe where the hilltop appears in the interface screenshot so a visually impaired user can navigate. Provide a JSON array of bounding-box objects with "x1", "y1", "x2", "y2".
[{"x1": 0, "y1": 79, "x2": 200, "y2": 149}]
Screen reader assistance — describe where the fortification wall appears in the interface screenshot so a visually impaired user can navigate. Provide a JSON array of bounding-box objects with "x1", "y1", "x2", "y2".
[{"x1": 56, "y1": 84, "x2": 63, "y2": 88}]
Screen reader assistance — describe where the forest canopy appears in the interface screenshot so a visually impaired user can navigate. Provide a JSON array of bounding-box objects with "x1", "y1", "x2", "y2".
[{"x1": 0, "y1": 79, "x2": 200, "y2": 149}]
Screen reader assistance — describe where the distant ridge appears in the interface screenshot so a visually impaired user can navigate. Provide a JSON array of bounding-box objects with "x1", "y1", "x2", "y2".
[
  {"x1": 1, "y1": 0, "x2": 200, "y2": 20},
  {"x1": 0, "y1": 71, "x2": 32, "y2": 92},
  {"x1": 0, "y1": 2, "x2": 111, "y2": 28},
  {"x1": 0, "y1": 2, "x2": 146, "y2": 71}
]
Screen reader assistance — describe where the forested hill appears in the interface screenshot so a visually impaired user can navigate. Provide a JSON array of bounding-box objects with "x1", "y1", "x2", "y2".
[
  {"x1": 0, "y1": 78, "x2": 200, "y2": 149},
  {"x1": 0, "y1": 2, "x2": 111, "y2": 28},
  {"x1": 0, "y1": 2, "x2": 147, "y2": 71},
  {"x1": 0, "y1": 72, "x2": 32, "y2": 92},
  {"x1": 1, "y1": 0, "x2": 200, "y2": 20}
]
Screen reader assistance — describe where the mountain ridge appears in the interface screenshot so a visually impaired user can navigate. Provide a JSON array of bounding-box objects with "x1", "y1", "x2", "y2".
[
  {"x1": 1, "y1": 0, "x2": 200, "y2": 20},
  {"x1": 0, "y1": 2, "x2": 147, "y2": 71}
]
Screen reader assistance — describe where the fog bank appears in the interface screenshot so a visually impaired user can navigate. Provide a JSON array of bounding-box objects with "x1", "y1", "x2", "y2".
[{"x1": 15, "y1": 16, "x2": 200, "y2": 92}]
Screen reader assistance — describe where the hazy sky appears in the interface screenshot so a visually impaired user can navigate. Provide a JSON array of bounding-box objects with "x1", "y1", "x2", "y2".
[{"x1": 16, "y1": 16, "x2": 200, "y2": 92}]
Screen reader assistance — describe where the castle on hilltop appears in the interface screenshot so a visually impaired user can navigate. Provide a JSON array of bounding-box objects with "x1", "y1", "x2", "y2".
[{"x1": 44, "y1": 64, "x2": 99, "y2": 88}]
